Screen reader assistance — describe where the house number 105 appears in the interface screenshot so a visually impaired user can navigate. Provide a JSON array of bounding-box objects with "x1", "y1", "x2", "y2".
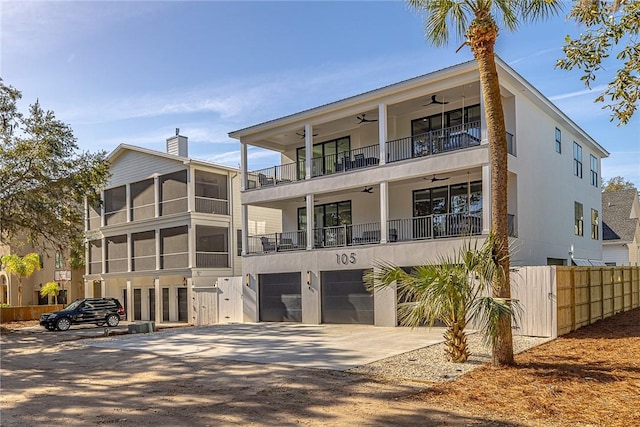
[{"x1": 337, "y1": 253, "x2": 356, "y2": 265}]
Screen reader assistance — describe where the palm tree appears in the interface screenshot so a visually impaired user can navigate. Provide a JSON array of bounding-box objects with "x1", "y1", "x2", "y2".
[
  {"x1": 367, "y1": 236, "x2": 519, "y2": 363},
  {"x1": 1, "y1": 253, "x2": 41, "y2": 306},
  {"x1": 407, "y1": 0, "x2": 562, "y2": 366},
  {"x1": 40, "y1": 281, "x2": 60, "y2": 305}
]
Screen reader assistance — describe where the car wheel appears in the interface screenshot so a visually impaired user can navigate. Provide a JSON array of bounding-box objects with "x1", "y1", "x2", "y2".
[
  {"x1": 106, "y1": 314, "x2": 120, "y2": 327},
  {"x1": 56, "y1": 317, "x2": 71, "y2": 331}
]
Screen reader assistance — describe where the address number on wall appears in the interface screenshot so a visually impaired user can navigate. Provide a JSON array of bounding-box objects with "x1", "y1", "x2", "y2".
[{"x1": 336, "y1": 253, "x2": 357, "y2": 265}]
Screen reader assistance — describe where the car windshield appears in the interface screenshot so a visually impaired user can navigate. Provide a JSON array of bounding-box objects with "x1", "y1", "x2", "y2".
[{"x1": 63, "y1": 300, "x2": 83, "y2": 311}]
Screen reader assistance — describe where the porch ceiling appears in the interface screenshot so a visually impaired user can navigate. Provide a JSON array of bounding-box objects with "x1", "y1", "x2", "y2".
[{"x1": 249, "y1": 81, "x2": 482, "y2": 149}]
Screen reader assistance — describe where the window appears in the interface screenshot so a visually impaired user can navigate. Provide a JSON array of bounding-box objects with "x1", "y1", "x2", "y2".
[
  {"x1": 296, "y1": 136, "x2": 350, "y2": 179},
  {"x1": 573, "y1": 142, "x2": 582, "y2": 178},
  {"x1": 237, "y1": 229, "x2": 242, "y2": 256},
  {"x1": 574, "y1": 202, "x2": 583, "y2": 236},
  {"x1": 555, "y1": 128, "x2": 561, "y2": 153},
  {"x1": 55, "y1": 252, "x2": 64, "y2": 269},
  {"x1": 298, "y1": 201, "x2": 352, "y2": 231},
  {"x1": 590, "y1": 155, "x2": 598, "y2": 187},
  {"x1": 591, "y1": 209, "x2": 599, "y2": 239}
]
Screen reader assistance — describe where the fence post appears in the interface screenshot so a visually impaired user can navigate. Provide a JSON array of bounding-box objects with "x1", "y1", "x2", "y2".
[
  {"x1": 600, "y1": 268, "x2": 605, "y2": 320},
  {"x1": 587, "y1": 267, "x2": 592, "y2": 325},
  {"x1": 570, "y1": 268, "x2": 576, "y2": 332}
]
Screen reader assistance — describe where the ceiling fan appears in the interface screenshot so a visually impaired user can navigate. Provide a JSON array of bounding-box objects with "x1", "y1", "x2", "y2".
[
  {"x1": 424, "y1": 174, "x2": 450, "y2": 182},
  {"x1": 361, "y1": 186, "x2": 374, "y2": 193},
  {"x1": 357, "y1": 114, "x2": 378, "y2": 124},
  {"x1": 296, "y1": 130, "x2": 318, "y2": 139},
  {"x1": 424, "y1": 95, "x2": 450, "y2": 106}
]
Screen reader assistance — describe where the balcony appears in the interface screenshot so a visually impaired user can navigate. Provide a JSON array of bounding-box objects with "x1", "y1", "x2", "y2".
[
  {"x1": 246, "y1": 213, "x2": 483, "y2": 255},
  {"x1": 246, "y1": 122, "x2": 482, "y2": 191},
  {"x1": 387, "y1": 121, "x2": 481, "y2": 163}
]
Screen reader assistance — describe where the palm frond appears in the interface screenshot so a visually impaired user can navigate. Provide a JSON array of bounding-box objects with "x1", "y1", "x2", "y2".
[{"x1": 470, "y1": 296, "x2": 522, "y2": 348}]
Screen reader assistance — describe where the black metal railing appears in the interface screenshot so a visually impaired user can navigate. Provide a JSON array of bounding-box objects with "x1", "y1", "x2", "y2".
[
  {"x1": 247, "y1": 230, "x2": 307, "y2": 254},
  {"x1": 247, "y1": 160, "x2": 302, "y2": 189},
  {"x1": 386, "y1": 121, "x2": 481, "y2": 163},
  {"x1": 508, "y1": 214, "x2": 517, "y2": 237},
  {"x1": 507, "y1": 132, "x2": 516, "y2": 156},
  {"x1": 311, "y1": 144, "x2": 380, "y2": 177},
  {"x1": 389, "y1": 212, "x2": 482, "y2": 242}
]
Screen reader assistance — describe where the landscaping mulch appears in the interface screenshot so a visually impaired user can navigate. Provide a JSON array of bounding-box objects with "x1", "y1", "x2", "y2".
[{"x1": 412, "y1": 308, "x2": 640, "y2": 427}]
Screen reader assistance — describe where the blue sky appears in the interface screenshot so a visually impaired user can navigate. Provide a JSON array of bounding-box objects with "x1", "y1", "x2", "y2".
[{"x1": 2, "y1": 1, "x2": 638, "y2": 187}]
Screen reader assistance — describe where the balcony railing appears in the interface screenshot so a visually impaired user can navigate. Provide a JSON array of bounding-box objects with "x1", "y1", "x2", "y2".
[
  {"x1": 195, "y1": 251, "x2": 229, "y2": 268},
  {"x1": 387, "y1": 121, "x2": 481, "y2": 163},
  {"x1": 195, "y1": 197, "x2": 229, "y2": 215},
  {"x1": 248, "y1": 230, "x2": 307, "y2": 254},
  {"x1": 248, "y1": 161, "x2": 302, "y2": 189},
  {"x1": 508, "y1": 214, "x2": 517, "y2": 237},
  {"x1": 311, "y1": 144, "x2": 380, "y2": 178},
  {"x1": 247, "y1": 214, "x2": 484, "y2": 255},
  {"x1": 506, "y1": 132, "x2": 515, "y2": 156},
  {"x1": 389, "y1": 212, "x2": 482, "y2": 242}
]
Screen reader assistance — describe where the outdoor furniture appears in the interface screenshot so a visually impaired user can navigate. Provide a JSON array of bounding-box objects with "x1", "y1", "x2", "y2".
[
  {"x1": 354, "y1": 230, "x2": 381, "y2": 244},
  {"x1": 260, "y1": 236, "x2": 276, "y2": 252},
  {"x1": 258, "y1": 173, "x2": 275, "y2": 187}
]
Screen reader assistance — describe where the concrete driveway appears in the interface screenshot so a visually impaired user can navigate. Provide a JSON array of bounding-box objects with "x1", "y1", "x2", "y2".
[{"x1": 85, "y1": 323, "x2": 447, "y2": 370}]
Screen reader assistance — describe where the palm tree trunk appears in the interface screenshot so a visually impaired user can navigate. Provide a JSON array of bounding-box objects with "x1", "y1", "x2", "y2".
[
  {"x1": 445, "y1": 323, "x2": 470, "y2": 363},
  {"x1": 468, "y1": 16, "x2": 515, "y2": 366}
]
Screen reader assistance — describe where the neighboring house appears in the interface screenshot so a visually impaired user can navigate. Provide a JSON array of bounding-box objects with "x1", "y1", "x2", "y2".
[
  {"x1": 84, "y1": 133, "x2": 280, "y2": 325},
  {"x1": 229, "y1": 57, "x2": 608, "y2": 326},
  {"x1": 602, "y1": 189, "x2": 640, "y2": 266},
  {"x1": 0, "y1": 241, "x2": 84, "y2": 306}
]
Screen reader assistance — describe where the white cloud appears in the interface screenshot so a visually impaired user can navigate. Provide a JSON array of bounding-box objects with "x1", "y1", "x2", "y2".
[{"x1": 549, "y1": 85, "x2": 608, "y2": 102}]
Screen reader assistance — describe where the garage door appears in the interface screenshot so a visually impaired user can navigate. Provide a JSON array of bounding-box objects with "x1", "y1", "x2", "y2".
[
  {"x1": 259, "y1": 272, "x2": 302, "y2": 322},
  {"x1": 321, "y1": 269, "x2": 373, "y2": 324}
]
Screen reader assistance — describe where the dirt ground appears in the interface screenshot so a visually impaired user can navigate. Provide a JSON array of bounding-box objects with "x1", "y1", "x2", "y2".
[{"x1": 1, "y1": 309, "x2": 639, "y2": 426}]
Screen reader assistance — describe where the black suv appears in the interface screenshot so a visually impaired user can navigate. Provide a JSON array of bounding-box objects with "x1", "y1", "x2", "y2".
[{"x1": 40, "y1": 297, "x2": 126, "y2": 331}]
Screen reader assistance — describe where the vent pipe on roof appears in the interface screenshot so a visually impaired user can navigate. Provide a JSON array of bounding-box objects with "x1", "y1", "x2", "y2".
[{"x1": 166, "y1": 130, "x2": 188, "y2": 157}]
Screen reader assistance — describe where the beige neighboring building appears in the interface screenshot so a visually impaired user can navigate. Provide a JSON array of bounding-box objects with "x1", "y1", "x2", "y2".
[
  {"x1": 84, "y1": 133, "x2": 280, "y2": 325},
  {"x1": 602, "y1": 189, "x2": 640, "y2": 266},
  {"x1": 0, "y1": 241, "x2": 84, "y2": 307}
]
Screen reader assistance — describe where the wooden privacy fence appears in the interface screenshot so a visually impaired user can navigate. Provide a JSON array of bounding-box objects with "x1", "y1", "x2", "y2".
[
  {"x1": 510, "y1": 266, "x2": 640, "y2": 338},
  {"x1": 0, "y1": 305, "x2": 64, "y2": 323},
  {"x1": 555, "y1": 266, "x2": 639, "y2": 336}
]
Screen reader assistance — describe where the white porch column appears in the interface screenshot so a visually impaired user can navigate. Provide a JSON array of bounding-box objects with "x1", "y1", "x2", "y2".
[
  {"x1": 155, "y1": 228, "x2": 161, "y2": 270},
  {"x1": 482, "y1": 164, "x2": 491, "y2": 234},
  {"x1": 126, "y1": 232, "x2": 132, "y2": 272},
  {"x1": 101, "y1": 237, "x2": 106, "y2": 275},
  {"x1": 378, "y1": 103, "x2": 387, "y2": 165},
  {"x1": 154, "y1": 175, "x2": 160, "y2": 217},
  {"x1": 125, "y1": 184, "x2": 131, "y2": 222},
  {"x1": 101, "y1": 280, "x2": 106, "y2": 298},
  {"x1": 186, "y1": 167, "x2": 194, "y2": 212},
  {"x1": 100, "y1": 190, "x2": 105, "y2": 227},
  {"x1": 305, "y1": 124, "x2": 313, "y2": 180},
  {"x1": 188, "y1": 223, "x2": 194, "y2": 268},
  {"x1": 241, "y1": 204, "x2": 249, "y2": 256},
  {"x1": 126, "y1": 279, "x2": 133, "y2": 321},
  {"x1": 187, "y1": 277, "x2": 194, "y2": 325},
  {"x1": 83, "y1": 279, "x2": 91, "y2": 298},
  {"x1": 240, "y1": 142, "x2": 248, "y2": 190},
  {"x1": 306, "y1": 194, "x2": 314, "y2": 250},
  {"x1": 380, "y1": 181, "x2": 389, "y2": 243},
  {"x1": 154, "y1": 278, "x2": 161, "y2": 325}
]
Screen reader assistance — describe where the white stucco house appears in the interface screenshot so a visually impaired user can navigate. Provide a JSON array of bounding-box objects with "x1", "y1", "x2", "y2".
[
  {"x1": 229, "y1": 57, "x2": 608, "y2": 326},
  {"x1": 602, "y1": 189, "x2": 640, "y2": 266},
  {"x1": 83, "y1": 133, "x2": 280, "y2": 325}
]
